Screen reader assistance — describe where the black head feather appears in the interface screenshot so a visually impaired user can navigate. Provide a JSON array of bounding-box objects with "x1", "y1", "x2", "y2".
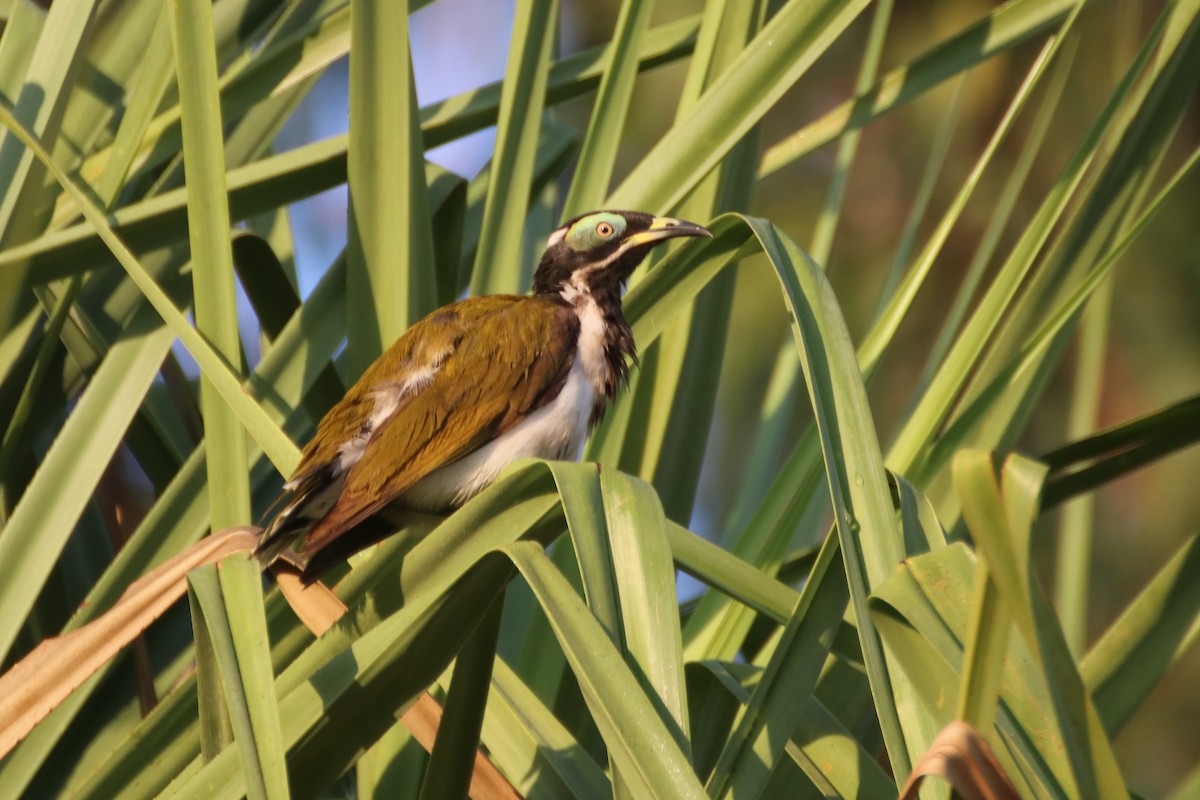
[
  {"x1": 532, "y1": 210, "x2": 709, "y2": 298},
  {"x1": 529, "y1": 210, "x2": 710, "y2": 402}
]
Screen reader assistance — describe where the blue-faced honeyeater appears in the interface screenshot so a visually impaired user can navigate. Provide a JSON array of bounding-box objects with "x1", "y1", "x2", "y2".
[{"x1": 255, "y1": 211, "x2": 711, "y2": 577}]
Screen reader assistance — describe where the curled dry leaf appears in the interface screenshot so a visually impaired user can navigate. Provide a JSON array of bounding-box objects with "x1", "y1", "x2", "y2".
[
  {"x1": 0, "y1": 527, "x2": 260, "y2": 757},
  {"x1": 271, "y1": 559, "x2": 348, "y2": 636},
  {"x1": 900, "y1": 720, "x2": 1020, "y2": 800},
  {"x1": 0, "y1": 528, "x2": 520, "y2": 799}
]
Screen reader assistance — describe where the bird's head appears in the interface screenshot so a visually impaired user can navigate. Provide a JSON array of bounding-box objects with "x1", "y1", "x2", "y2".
[{"x1": 532, "y1": 210, "x2": 711, "y2": 300}]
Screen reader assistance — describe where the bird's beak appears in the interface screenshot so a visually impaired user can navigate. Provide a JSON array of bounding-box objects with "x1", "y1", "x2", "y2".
[{"x1": 625, "y1": 216, "x2": 712, "y2": 248}]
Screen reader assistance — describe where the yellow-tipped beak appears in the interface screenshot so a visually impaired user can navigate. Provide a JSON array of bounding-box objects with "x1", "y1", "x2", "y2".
[{"x1": 624, "y1": 217, "x2": 712, "y2": 248}]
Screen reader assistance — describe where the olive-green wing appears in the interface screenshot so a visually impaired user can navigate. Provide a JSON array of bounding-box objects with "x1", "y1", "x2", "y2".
[
  {"x1": 283, "y1": 298, "x2": 493, "y2": 491},
  {"x1": 297, "y1": 296, "x2": 579, "y2": 558}
]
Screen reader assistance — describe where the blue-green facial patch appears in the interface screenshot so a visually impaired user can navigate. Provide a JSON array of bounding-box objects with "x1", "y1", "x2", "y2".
[{"x1": 565, "y1": 212, "x2": 626, "y2": 252}]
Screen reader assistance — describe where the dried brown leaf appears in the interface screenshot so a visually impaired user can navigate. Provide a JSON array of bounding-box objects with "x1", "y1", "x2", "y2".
[
  {"x1": 0, "y1": 527, "x2": 521, "y2": 798},
  {"x1": 0, "y1": 527, "x2": 259, "y2": 757},
  {"x1": 900, "y1": 720, "x2": 1020, "y2": 800},
  {"x1": 271, "y1": 560, "x2": 347, "y2": 636}
]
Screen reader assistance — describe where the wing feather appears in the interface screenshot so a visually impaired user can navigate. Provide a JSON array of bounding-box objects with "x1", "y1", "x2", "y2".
[{"x1": 290, "y1": 295, "x2": 578, "y2": 564}]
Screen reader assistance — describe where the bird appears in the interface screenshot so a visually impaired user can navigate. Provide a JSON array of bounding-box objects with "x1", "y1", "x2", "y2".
[{"x1": 254, "y1": 210, "x2": 711, "y2": 578}]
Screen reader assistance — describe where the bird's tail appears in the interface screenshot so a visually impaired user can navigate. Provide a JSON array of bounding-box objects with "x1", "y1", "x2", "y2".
[{"x1": 254, "y1": 465, "x2": 341, "y2": 568}]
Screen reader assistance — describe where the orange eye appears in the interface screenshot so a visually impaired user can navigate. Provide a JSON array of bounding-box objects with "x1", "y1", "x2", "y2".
[{"x1": 596, "y1": 222, "x2": 615, "y2": 237}]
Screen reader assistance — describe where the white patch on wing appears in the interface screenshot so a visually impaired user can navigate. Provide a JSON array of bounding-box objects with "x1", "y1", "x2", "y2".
[
  {"x1": 398, "y1": 365, "x2": 438, "y2": 396},
  {"x1": 401, "y1": 357, "x2": 598, "y2": 510},
  {"x1": 337, "y1": 364, "x2": 442, "y2": 468}
]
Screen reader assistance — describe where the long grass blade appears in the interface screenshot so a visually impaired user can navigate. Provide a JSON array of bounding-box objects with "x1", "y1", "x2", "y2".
[
  {"x1": 1082, "y1": 533, "x2": 1200, "y2": 734},
  {"x1": 469, "y1": 0, "x2": 558, "y2": 295},
  {"x1": 504, "y1": 541, "x2": 706, "y2": 800},
  {"x1": 757, "y1": 0, "x2": 1086, "y2": 179},
  {"x1": 0, "y1": 309, "x2": 174, "y2": 664},
  {"x1": 561, "y1": 0, "x2": 655, "y2": 217},
  {"x1": 346, "y1": 0, "x2": 436, "y2": 373},
  {"x1": 609, "y1": 0, "x2": 871, "y2": 213},
  {"x1": 0, "y1": 103, "x2": 302, "y2": 475},
  {"x1": 171, "y1": 0, "x2": 251, "y2": 529},
  {"x1": 956, "y1": 451, "x2": 1125, "y2": 798}
]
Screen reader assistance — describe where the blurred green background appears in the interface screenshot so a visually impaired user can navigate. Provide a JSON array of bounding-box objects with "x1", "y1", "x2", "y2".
[{"x1": 0, "y1": 0, "x2": 1194, "y2": 794}]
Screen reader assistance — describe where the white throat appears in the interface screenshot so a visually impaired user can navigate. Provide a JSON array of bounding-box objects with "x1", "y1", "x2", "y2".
[{"x1": 559, "y1": 279, "x2": 612, "y2": 396}]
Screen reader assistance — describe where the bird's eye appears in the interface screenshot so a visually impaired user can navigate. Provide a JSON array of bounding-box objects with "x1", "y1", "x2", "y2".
[{"x1": 596, "y1": 222, "x2": 615, "y2": 237}]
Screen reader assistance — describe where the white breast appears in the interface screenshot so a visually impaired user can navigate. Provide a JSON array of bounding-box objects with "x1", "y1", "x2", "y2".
[{"x1": 400, "y1": 357, "x2": 598, "y2": 510}]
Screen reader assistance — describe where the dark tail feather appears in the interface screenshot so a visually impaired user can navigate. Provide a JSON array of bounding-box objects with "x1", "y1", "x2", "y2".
[
  {"x1": 254, "y1": 464, "x2": 341, "y2": 568},
  {"x1": 253, "y1": 512, "x2": 306, "y2": 567}
]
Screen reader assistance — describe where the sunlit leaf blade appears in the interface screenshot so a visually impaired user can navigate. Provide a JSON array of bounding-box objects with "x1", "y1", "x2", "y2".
[
  {"x1": 872, "y1": 546, "x2": 1075, "y2": 798},
  {"x1": 956, "y1": 451, "x2": 1125, "y2": 799},
  {"x1": 560, "y1": 0, "x2": 654, "y2": 218},
  {"x1": 420, "y1": 598, "x2": 503, "y2": 800},
  {"x1": 0, "y1": 104, "x2": 302, "y2": 475},
  {"x1": 504, "y1": 541, "x2": 707, "y2": 800},
  {"x1": 1082, "y1": 533, "x2": 1200, "y2": 735},
  {"x1": 788, "y1": 695, "x2": 896, "y2": 799},
  {"x1": 0, "y1": 308, "x2": 174, "y2": 664},
  {"x1": 887, "y1": 0, "x2": 1182, "y2": 482},
  {"x1": 187, "y1": 558, "x2": 289, "y2": 800},
  {"x1": 483, "y1": 657, "x2": 610, "y2": 798},
  {"x1": 619, "y1": 0, "x2": 762, "y2": 526},
  {"x1": 346, "y1": 0, "x2": 436, "y2": 373},
  {"x1": 469, "y1": 0, "x2": 558, "y2": 295},
  {"x1": 0, "y1": 0, "x2": 95, "y2": 246},
  {"x1": 705, "y1": 533, "x2": 851, "y2": 798},
  {"x1": 859, "y1": 17, "x2": 1080, "y2": 386},
  {"x1": 0, "y1": 1, "x2": 1195, "y2": 795},
  {"x1": 610, "y1": 0, "x2": 872, "y2": 213},
  {"x1": 171, "y1": 0, "x2": 251, "y2": 530},
  {"x1": 598, "y1": 468, "x2": 690, "y2": 757},
  {"x1": 5, "y1": 14, "x2": 698, "y2": 287},
  {"x1": 92, "y1": 3, "x2": 175, "y2": 209},
  {"x1": 757, "y1": 0, "x2": 1087, "y2": 178}
]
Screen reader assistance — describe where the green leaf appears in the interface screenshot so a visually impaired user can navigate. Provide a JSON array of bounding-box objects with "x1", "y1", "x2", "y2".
[
  {"x1": 91, "y1": 2, "x2": 175, "y2": 209},
  {"x1": 504, "y1": 540, "x2": 706, "y2": 800},
  {"x1": 0, "y1": 304, "x2": 174, "y2": 664},
  {"x1": 171, "y1": 0, "x2": 251, "y2": 530},
  {"x1": 859, "y1": 19, "x2": 1080, "y2": 387},
  {"x1": 955, "y1": 450, "x2": 1125, "y2": 799},
  {"x1": 621, "y1": 0, "x2": 763, "y2": 526},
  {"x1": 561, "y1": 0, "x2": 655, "y2": 217},
  {"x1": 1082, "y1": 533, "x2": 1200, "y2": 735},
  {"x1": 808, "y1": 0, "x2": 892, "y2": 267},
  {"x1": 609, "y1": 0, "x2": 872, "y2": 212},
  {"x1": 666, "y1": 521, "x2": 797, "y2": 626},
  {"x1": 4, "y1": 15, "x2": 699, "y2": 286},
  {"x1": 0, "y1": 103, "x2": 302, "y2": 475},
  {"x1": 598, "y1": 468, "x2": 690, "y2": 758},
  {"x1": 469, "y1": 0, "x2": 558, "y2": 295},
  {"x1": 886, "y1": 0, "x2": 1178, "y2": 482},
  {"x1": 419, "y1": 596, "x2": 503, "y2": 800},
  {"x1": 0, "y1": 0, "x2": 96, "y2": 246},
  {"x1": 482, "y1": 656, "x2": 610, "y2": 798},
  {"x1": 705, "y1": 533, "x2": 852, "y2": 798},
  {"x1": 757, "y1": 0, "x2": 1087, "y2": 178},
  {"x1": 346, "y1": 0, "x2": 437, "y2": 372},
  {"x1": 187, "y1": 558, "x2": 289, "y2": 800}
]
